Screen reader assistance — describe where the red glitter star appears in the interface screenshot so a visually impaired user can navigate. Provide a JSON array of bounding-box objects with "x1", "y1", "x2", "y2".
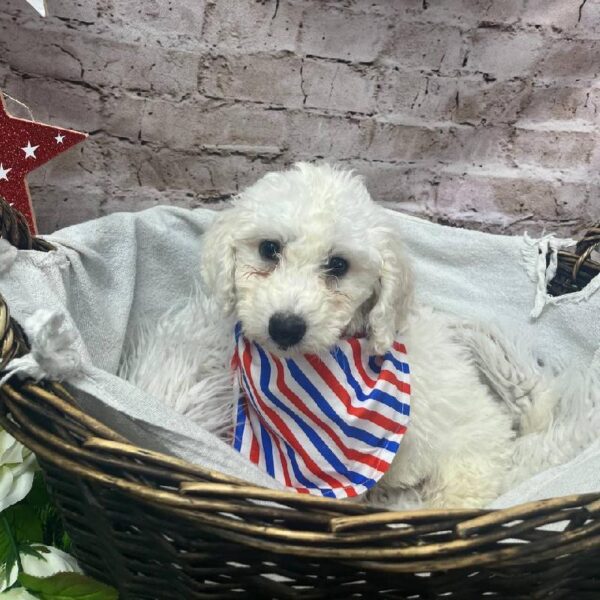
[{"x1": 0, "y1": 93, "x2": 87, "y2": 233}]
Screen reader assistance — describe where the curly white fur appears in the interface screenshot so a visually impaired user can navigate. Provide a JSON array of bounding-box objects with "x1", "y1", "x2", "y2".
[
  {"x1": 201, "y1": 163, "x2": 413, "y2": 356},
  {"x1": 121, "y1": 163, "x2": 594, "y2": 509}
]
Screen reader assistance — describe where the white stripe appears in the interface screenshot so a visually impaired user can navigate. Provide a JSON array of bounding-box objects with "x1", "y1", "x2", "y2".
[
  {"x1": 253, "y1": 347, "x2": 352, "y2": 491},
  {"x1": 324, "y1": 344, "x2": 409, "y2": 439},
  {"x1": 234, "y1": 333, "x2": 411, "y2": 497},
  {"x1": 349, "y1": 340, "x2": 410, "y2": 415},
  {"x1": 283, "y1": 353, "x2": 400, "y2": 470},
  {"x1": 240, "y1": 342, "x2": 305, "y2": 489},
  {"x1": 240, "y1": 401, "x2": 255, "y2": 458},
  {"x1": 386, "y1": 345, "x2": 411, "y2": 386}
]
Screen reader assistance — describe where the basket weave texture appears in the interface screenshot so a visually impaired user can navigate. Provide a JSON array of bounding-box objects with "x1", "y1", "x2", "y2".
[{"x1": 0, "y1": 197, "x2": 599, "y2": 599}]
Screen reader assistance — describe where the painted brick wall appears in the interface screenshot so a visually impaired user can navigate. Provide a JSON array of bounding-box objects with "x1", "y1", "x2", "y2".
[{"x1": 0, "y1": 0, "x2": 599, "y2": 235}]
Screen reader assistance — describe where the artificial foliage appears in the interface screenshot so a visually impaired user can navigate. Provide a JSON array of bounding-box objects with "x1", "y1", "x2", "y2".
[{"x1": 0, "y1": 429, "x2": 117, "y2": 599}]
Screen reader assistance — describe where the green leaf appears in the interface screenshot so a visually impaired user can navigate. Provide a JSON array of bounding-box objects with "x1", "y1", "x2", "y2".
[
  {"x1": 22, "y1": 474, "x2": 68, "y2": 551},
  {"x1": 18, "y1": 544, "x2": 48, "y2": 561},
  {"x1": 58, "y1": 533, "x2": 71, "y2": 554},
  {"x1": 0, "y1": 512, "x2": 22, "y2": 587},
  {"x1": 0, "y1": 504, "x2": 45, "y2": 587},
  {"x1": 0, "y1": 517, "x2": 10, "y2": 564},
  {"x1": 24, "y1": 474, "x2": 52, "y2": 514},
  {"x1": 2, "y1": 550, "x2": 17, "y2": 588},
  {"x1": 18, "y1": 572, "x2": 118, "y2": 600},
  {"x1": 5, "y1": 505, "x2": 44, "y2": 547}
]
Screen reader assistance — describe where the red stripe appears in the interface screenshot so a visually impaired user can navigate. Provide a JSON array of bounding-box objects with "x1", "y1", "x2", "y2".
[
  {"x1": 379, "y1": 369, "x2": 411, "y2": 395},
  {"x1": 307, "y1": 354, "x2": 403, "y2": 434},
  {"x1": 240, "y1": 381, "x2": 271, "y2": 467},
  {"x1": 273, "y1": 356, "x2": 390, "y2": 472},
  {"x1": 249, "y1": 429, "x2": 260, "y2": 465},
  {"x1": 347, "y1": 338, "x2": 411, "y2": 402},
  {"x1": 393, "y1": 341, "x2": 407, "y2": 354},
  {"x1": 343, "y1": 485, "x2": 358, "y2": 498},
  {"x1": 230, "y1": 349, "x2": 239, "y2": 371},
  {"x1": 347, "y1": 338, "x2": 376, "y2": 387},
  {"x1": 270, "y1": 431, "x2": 293, "y2": 488},
  {"x1": 242, "y1": 341, "x2": 346, "y2": 491}
]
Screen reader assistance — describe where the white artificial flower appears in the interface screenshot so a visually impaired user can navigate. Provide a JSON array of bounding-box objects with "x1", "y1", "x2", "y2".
[
  {"x1": 0, "y1": 430, "x2": 37, "y2": 513},
  {"x1": 20, "y1": 546, "x2": 82, "y2": 578},
  {"x1": 0, "y1": 545, "x2": 82, "y2": 592}
]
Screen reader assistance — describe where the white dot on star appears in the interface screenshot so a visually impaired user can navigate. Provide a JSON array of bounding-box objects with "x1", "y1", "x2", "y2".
[
  {"x1": 55, "y1": 133, "x2": 65, "y2": 144},
  {"x1": 22, "y1": 141, "x2": 40, "y2": 159},
  {"x1": 0, "y1": 163, "x2": 11, "y2": 181}
]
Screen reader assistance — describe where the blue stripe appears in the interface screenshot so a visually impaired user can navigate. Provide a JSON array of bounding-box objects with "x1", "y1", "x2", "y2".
[
  {"x1": 239, "y1": 362, "x2": 324, "y2": 494},
  {"x1": 234, "y1": 321, "x2": 243, "y2": 341},
  {"x1": 233, "y1": 396, "x2": 247, "y2": 451},
  {"x1": 284, "y1": 442, "x2": 335, "y2": 498},
  {"x1": 256, "y1": 347, "x2": 376, "y2": 488},
  {"x1": 385, "y1": 352, "x2": 411, "y2": 374},
  {"x1": 368, "y1": 356, "x2": 381, "y2": 374},
  {"x1": 332, "y1": 349, "x2": 409, "y2": 416},
  {"x1": 259, "y1": 420, "x2": 275, "y2": 477},
  {"x1": 240, "y1": 371, "x2": 262, "y2": 416},
  {"x1": 287, "y1": 359, "x2": 399, "y2": 454}
]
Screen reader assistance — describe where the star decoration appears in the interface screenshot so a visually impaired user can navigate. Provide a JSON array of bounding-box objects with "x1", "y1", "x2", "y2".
[
  {"x1": 0, "y1": 93, "x2": 87, "y2": 233},
  {"x1": 25, "y1": 0, "x2": 47, "y2": 17},
  {"x1": 22, "y1": 141, "x2": 39, "y2": 159}
]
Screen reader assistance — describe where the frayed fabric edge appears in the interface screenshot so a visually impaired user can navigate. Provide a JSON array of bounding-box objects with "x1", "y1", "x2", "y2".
[
  {"x1": 521, "y1": 233, "x2": 600, "y2": 319},
  {"x1": 0, "y1": 309, "x2": 84, "y2": 386}
]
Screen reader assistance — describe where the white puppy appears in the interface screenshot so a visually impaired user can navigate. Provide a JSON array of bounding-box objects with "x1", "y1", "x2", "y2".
[
  {"x1": 123, "y1": 163, "x2": 558, "y2": 508},
  {"x1": 198, "y1": 162, "x2": 521, "y2": 508}
]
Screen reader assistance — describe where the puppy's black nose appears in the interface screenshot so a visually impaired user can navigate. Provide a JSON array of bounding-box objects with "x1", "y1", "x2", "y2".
[{"x1": 268, "y1": 312, "x2": 306, "y2": 349}]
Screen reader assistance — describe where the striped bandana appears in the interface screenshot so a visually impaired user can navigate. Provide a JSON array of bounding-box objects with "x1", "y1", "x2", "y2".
[{"x1": 231, "y1": 323, "x2": 411, "y2": 499}]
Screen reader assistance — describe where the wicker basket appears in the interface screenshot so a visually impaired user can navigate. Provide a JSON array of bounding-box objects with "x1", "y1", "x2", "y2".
[{"x1": 1, "y1": 198, "x2": 599, "y2": 599}]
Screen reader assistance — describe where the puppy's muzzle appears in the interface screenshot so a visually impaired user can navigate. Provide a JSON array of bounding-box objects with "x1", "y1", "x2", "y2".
[{"x1": 268, "y1": 312, "x2": 306, "y2": 349}]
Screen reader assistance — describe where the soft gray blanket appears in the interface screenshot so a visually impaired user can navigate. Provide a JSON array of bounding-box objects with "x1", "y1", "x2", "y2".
[{"x1": 0, "y1": 206, "x2": 598, "y2": 506}]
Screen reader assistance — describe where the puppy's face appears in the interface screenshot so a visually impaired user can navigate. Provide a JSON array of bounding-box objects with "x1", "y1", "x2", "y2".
[{"x1": 202, "y1": 163, "x2": 412, "y2": 356}]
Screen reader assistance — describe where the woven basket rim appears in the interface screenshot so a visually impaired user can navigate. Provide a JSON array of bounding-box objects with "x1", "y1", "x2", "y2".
[{"x1": 1, "y1": 375, "x2": 599, "y2": 573}]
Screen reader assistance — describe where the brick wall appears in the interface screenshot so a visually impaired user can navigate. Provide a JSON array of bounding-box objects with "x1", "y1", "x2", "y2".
[{"x1": 1, "y1": 0, "x2": 599, "y2": 235}]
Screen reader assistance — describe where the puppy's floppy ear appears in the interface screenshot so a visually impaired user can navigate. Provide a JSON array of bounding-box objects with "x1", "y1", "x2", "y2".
[
  {"x1": 200, "y1": 209, "x2": 237, "y2": 315},
  {"x1": 368, "y1": 228, "x2": 413, "y2": 355}
]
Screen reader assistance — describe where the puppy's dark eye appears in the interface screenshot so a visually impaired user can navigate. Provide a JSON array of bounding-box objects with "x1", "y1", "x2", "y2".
[
  {"x1": 259, "y1": 240, "x2": 281, "y2": 261},
  {"x1": 325, "y1": 256, "x2": 349, "y2": 277}
]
